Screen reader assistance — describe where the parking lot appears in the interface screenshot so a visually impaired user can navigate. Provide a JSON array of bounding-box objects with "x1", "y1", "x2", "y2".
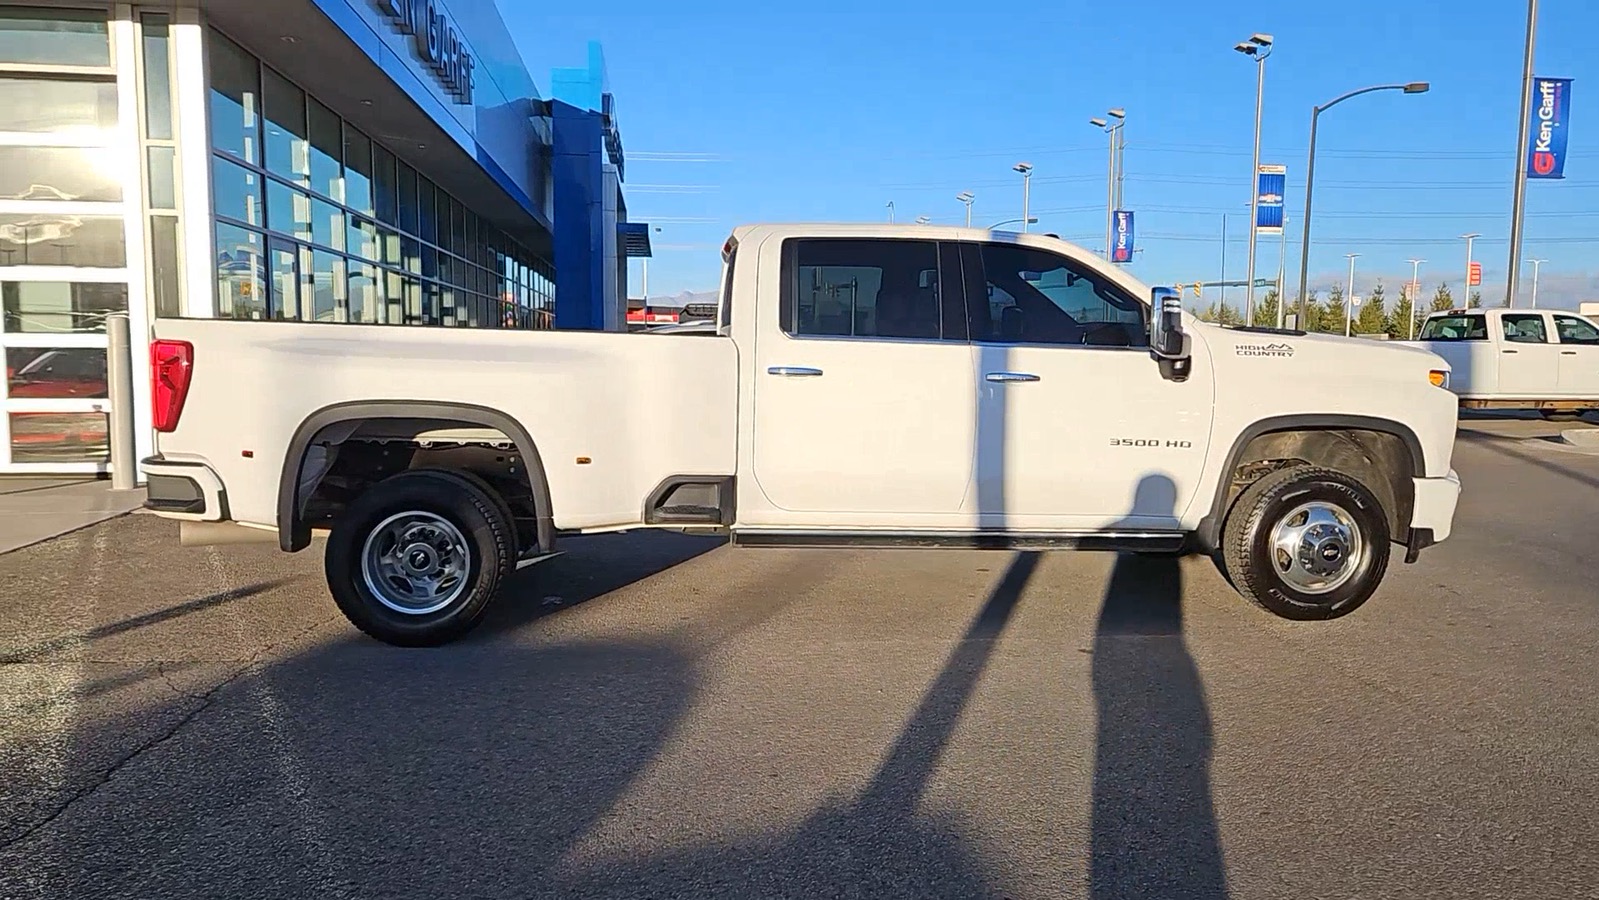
[{"x1": 1, "y1": 414, "x2": 1596, "y2": 899}]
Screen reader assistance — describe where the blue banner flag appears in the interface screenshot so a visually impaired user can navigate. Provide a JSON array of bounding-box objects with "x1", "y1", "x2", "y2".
[
  {"x1": 1255, "y1": 166, "x2": 1286, "y2": 232},
  {"x1": 1112, "y1": 210, "x2": 1134, "y2": 262},
  {"x1": 1527, "y1": 77, "x2": 1573, "y2": 179}
]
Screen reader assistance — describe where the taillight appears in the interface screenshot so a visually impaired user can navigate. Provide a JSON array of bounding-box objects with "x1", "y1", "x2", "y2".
[{"x1": 150, "y1": 339, "x2": 193, "y2": 432}]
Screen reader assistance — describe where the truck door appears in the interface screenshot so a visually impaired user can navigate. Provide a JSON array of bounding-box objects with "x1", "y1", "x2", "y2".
[
  {"x1": 1551, "y1": 313, "x2": 1599, "y2": 396},
  {"x1": 748, "y1": 236, "x2": 976, "y2": 522},
  {"x1": 1498, "y1": 312, "x2": 1560, "y2": 396},
  {"x1": 955, "y1": 239, "x2": 1214, "y2": 529}
]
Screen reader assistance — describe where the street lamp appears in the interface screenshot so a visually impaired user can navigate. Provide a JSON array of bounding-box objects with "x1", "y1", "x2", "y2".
[
  {"x1": 1526, "y1": 257, "x2": 1548, "y2": 308},
  {"x1": 1295, "y1": 81, "x2": 1430, "y2": 324},
  {"x1": 1235, "y1": 33, "x2": 1273, "y2": 325},
  {"x1": 887, "y1": 201, "x2": 894, "y2": 224},
  {"x1": 1090, "y1": 112, "x2": 1126, "y2": 260},
  {"x1": 1407, "y1": 257, "x2": 1426, "y2": 339},
  {"x1": 1461, "y1": 232, "x2": 1480, "y2": 307},
  {"x1": 989, "y1": 217, "x2": 1038, "y2": 230},
  {"x1": 956, "y1": 191, "x2": 975, "y2": 227},
  {"x1": 1345, "y1": 252, "x2": 1359, "y2": 336},
  {"x1": 1013, "y1": 162, "x2": 1033, "y2": 232},
  {"x1": 915, "y1": 216, "x2": 931, "y2": 226},
  {"x1": 1506, "y1": 0, "x2": 1540, "y2": 307}
]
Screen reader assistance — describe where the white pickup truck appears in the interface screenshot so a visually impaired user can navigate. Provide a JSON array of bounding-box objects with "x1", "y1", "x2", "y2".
[
  {"x1": 141, "y1": 224, "x2": 1462, "y2": 646},
  {"x1": 1406, "y1": 307, "x2": 1599, "y2": 418}
]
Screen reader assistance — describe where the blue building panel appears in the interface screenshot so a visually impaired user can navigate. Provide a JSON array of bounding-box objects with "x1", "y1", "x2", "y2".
[{"x1": 309, "y1": 0, "x2": 545, "y2": 228}]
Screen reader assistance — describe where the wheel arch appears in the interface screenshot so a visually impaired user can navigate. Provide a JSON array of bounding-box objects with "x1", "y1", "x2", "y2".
[
  {"x1": 277, "y1": 400, "x2": 554, "y2": 554},
  {"x1": 1195, "y1": 414, "x2": 1424, "y2": 553}
]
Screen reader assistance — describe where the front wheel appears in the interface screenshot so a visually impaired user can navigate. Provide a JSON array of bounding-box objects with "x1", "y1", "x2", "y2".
[
  {"x1": 325, "y1": 468, "x2": 515, "y2": 646},
  {"x1": 1220, "y1": 465, "x2": 1391, "y2": 621}
]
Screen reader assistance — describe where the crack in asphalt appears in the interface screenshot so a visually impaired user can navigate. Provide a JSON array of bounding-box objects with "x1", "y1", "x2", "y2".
[{"x1": 0, "y1": 611, "x2": 340, "y2": 851}]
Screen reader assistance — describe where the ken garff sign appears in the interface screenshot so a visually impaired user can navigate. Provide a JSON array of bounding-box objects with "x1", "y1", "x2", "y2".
[
  {"x1": 1255, "y1": 164, "x2": 1285, "y2": 233},
  {"x1": 1526, "y1": 76, "x2": 1573, "y2": 179},
  {"x1": 373, "y1": 0, "x2": 475, "y2": 105},
  {"x1": 1112, "y1": 210, "x2": 1135, "y2": 262}
]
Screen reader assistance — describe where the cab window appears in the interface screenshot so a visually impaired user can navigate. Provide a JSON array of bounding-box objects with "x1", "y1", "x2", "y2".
[
  {"x1": 1501, "y1": 313, "x2": 1548, "y2": 343},
  {"x1": 964, "y1": 242, "x2": 1147, "y2": 347},
  {"x1": 780, "y1": 238, "x2": 962, "y2": 341},
  {"x1": 1553, "y1": 314, "x2": 1599, "y2": 345},
  {"x1": 1418, "y1": 314, "x2": 1487, "y2": 340}
]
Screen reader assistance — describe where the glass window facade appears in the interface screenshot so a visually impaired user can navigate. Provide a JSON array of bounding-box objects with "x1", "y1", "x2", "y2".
[{"x1": 206, "y1": 29, "x2": 555, "y2": 329}]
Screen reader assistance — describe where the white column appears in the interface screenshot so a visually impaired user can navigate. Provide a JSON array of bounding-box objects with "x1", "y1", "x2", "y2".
[{"x1": 172, "y1": 6, "x2": 216, "y2": 319}]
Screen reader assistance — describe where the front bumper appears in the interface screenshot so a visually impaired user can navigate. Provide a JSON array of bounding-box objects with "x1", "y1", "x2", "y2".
[
  {"x1": 1405, "y1": 468, "x2": 1461, "y2": 562},
  {"x1": 141, "y1": 455, "x2": 228, "y2": 521}
]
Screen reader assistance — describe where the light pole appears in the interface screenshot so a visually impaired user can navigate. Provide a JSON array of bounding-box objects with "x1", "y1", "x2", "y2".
[
  {"x1": 1109, "y1": 108, "x2": 1126, "y2": 215},
  {"x1": 956, "y1": 191, "x2": 975, "y2": 227},
  {"x1": 1526, "y1": 257, "x2": 1548, "y2": 308},
  {"x1": 1235, "y1": 33, "x2": 1273, "y2": 325},
  {"x1": 887, "y1": 201, "x2": 894, "y2": 224},
  {"x1": 915, "y1": 216, "x2": 931, "y2": 226},
  {"x1": 1296, "y1": 81, "x2": 1430, "y2": 325},
  {"x1": 1506, "y1": 0, "x2": 1540, "y2": 307},
  {"x1": 1461, "y1": 232, "x2": 1480, "y2": 308},
  {"x1": 1345, "y1": 252, "x2": 1359, "y2": 336},
  {"x1": 988, "y1": 217, "x2": 1037, "y2": 230},
  {"x1": 1014, "y1": 162, "x2": 1033, "y2": 232},
  {"x1": 1407, "y1": 257, "x2": 1426, "y2": 339}
]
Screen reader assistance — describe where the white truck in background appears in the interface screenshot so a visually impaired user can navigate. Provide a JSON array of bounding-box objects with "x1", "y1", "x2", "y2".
[
  {"x1": 141, "y1": 224, "x2": 1463, "y2": 646},
  {"x1": 1405, "y1": 307, "x2": 1599, "y2": 419}
]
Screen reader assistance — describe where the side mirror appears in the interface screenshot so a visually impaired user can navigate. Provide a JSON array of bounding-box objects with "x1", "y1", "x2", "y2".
[{"x1": 1149, "y1": 287, "x2": 1192, "y2": 382}]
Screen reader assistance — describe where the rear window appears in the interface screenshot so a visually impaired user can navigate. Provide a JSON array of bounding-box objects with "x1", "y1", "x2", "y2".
[{"x1": 1419, "y1": 314, "x2": 1487, "y2": 341}]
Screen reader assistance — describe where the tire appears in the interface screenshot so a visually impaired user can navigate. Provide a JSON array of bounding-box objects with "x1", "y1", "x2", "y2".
[
  {"x1": 1540, "y1": 410, "x2": 1584, "y2": 421},
  {"x1": 1220, "y1": 465, "x2": 1390, "y2": 621},
  {"x1": 325, "y1": 468, "x2": 515, "y2": 646}
]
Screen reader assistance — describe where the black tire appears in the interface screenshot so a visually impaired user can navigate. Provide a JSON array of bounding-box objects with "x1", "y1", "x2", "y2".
[
  {"x1": 325, "y1": 468, "x2": 515, "y2": 647},
  {"x1": 1540, "y1": 410, "x2": 1585, "y2": 421},
  {"x1": 1220, "y1": 465, "x2": 1390, "y2": 621}
]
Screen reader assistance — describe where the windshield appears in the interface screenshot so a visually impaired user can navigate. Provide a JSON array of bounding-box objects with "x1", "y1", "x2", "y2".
[{"x1": 1419, "y1": 314, "x2": 1487, "y2": 341}]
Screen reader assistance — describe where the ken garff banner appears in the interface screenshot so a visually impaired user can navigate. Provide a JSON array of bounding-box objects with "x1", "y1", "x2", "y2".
[
  {"x1": 1255, "y1": 165, "x2": 1286, "y2": 233},
  {"x1": 1112, "y1": 210, "x2": 1135, "y2": 262},
  {"x1": 1526, "y1": 76, "x2": 1573, "y2": 179}
]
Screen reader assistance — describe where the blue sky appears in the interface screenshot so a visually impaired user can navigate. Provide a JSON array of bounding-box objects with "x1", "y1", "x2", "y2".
[{"x1": 506, "y1": 0, "x2": 1599, "y2": 309}]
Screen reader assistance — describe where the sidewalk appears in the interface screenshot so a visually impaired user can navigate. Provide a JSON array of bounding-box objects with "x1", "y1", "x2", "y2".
[{"x1": 0, "y1": 477, "x2": 146, "y2": 555}]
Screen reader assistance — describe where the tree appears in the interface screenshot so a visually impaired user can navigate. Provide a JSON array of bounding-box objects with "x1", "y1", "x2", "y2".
[
  {"x1": 1356, "y1": 281, "x2": 1387, "y2": 334},
  {"x1": 1468, "y1": 290, "x2": 1482, "y2": 309},
  {"x1": 1297, "y1": 291, "x2": 1323, "y2": 332},
  {"x1": 1387, "y1": 283, "x2": 1418, "y2": 340},
  {"x1": 1199, "y1": 302, "x2": 1243, "y2": 326},
  {"x1": 1253, "y1": 289, "x2": 1281, "y2": 327},
  {"x1": 1431, "y1": 283, "x2": 1455, "y2": 312},
  {"x1": 1321, "y1": 285, "x2": 1348, "y2": 334}
]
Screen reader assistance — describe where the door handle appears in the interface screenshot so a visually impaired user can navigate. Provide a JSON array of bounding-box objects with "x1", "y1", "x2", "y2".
[
  {"x1": 1562, "y1": 350, "x2": 1578, "y2": 355},
  {"x1": 1502, "y1": 349, "x2": 1518, "y2": 354},
  {"x1": 768, "y1": 366, "x2": 823, "y2": 377},
  {"x1": 985, "y1": 371, "x2": 1041, "y2": 383}
]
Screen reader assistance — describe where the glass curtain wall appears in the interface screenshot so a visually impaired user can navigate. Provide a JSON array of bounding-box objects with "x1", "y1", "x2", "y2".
[
  {"x1": 0, "y1": 5, "x2": 129, "y2": 469},
  {"x1": 206, "y1": 30, "x2": 554, "y2": 330}
]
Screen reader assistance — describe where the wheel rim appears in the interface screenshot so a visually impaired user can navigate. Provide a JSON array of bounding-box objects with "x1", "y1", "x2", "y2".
[
  {"x1": 360, "y1": 511, "x2": 472, "y2": 615},
  {"x1": 1268, "y1": 500, "x2": 1365, "y2": 596}
]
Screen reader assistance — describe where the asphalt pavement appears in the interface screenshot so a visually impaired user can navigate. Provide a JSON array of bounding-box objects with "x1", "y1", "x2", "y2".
[{"x1": 1, "y1": 414, "x2": 1596, "y2": 899}]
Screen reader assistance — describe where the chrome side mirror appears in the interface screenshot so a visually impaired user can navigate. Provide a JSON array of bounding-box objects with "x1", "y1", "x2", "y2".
[{"x1": 1149, "y1": 287, "x2": 1192, "y2": 382}]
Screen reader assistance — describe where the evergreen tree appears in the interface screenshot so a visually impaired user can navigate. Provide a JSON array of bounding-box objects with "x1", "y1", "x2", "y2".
[
  {"x1": 1468, "y1": 290, "x2": 1483, "y2": 309},
  {"x1": 1299, "y1": 290, "x2": 1323, "y2": 333},
  {"x1": 1253, "y1": 289, "x2": 1281, "y2": 327},
  {"x1": 1388, "y1": 283, "x2": 1418, "y2": 339},
  {"x1": 1322, "y1": 285, "x2": 1348, "y2": 334},
  {"x1": 1431, "y1": 283, "x2": 1455, "y2": 312},
  {"x1": 1356, "y1": 282, "x2": 1388, "y2": 334}
]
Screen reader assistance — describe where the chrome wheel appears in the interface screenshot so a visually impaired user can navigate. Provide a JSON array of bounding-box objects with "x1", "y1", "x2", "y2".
[
  {"x1": 1268, "y1": 500, "x2": 1365, "y2": 595},
  {"x1": 360, "y1": 511, "x2": 472, "y2": 615}
]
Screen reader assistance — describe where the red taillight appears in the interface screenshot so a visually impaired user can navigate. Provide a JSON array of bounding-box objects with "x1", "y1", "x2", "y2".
[{"x1": 150, "y1": 339, "x2": 193, "y2": 433}]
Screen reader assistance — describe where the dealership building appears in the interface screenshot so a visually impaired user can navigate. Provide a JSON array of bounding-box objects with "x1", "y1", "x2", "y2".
[{"x1": 0, "y1": 0, "x2": 648, "y2": 474}]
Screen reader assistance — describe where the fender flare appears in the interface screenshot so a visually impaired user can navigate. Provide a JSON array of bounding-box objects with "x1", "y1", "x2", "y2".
[
  {"x1": 276, "y1": 400, "x2": 554, "y2": 554},
  {"x1": 1193, "y1": 414, "x2": 1425, "y2": 552}
]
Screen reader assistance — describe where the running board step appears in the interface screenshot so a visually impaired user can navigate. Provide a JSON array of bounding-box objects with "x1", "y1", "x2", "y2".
[{"x1": 730, "y1": 530, "x2": 1187, "y2": 552}]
